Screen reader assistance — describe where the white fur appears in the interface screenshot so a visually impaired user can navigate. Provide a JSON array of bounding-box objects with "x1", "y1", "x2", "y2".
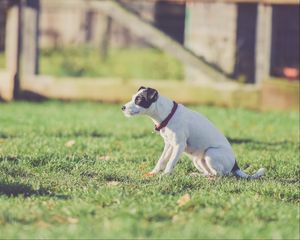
[{"x1": 123, "y1": 91, "x2": 265, "y2": 178}]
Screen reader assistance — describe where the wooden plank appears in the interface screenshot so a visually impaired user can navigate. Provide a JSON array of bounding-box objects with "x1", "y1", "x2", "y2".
[
  {"x1": 0, "y1": 0, "x2": 22, "y2": 100},
  {"x1": 0, "y1": 70, "x2": 14, "y2": 101},
  {"x1": 177, "y1": 0, "x2": 299, "y2": 4},
  {"x1": 21, "y1": 75, "x2": 261, "y2": 109},
  {"x1": 261, "y1": 78, "x2": 299, "y2": 110},
  {"x1": 100, "y1": 16, "x2": 112, "y2": 60},
  {"x1": 22, "y1": 75, "x2": 300, "y2": 111},
  {"x1": 255, "y1": 4, "x2": 272, "y2": 84},
  {"x1": 40, "y1": 0, "x2": 300, "y2": 6}
]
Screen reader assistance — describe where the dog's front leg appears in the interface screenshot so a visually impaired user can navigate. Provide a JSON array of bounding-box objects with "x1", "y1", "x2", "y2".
[
  {"x1": 149, "y1": 143, "x2": 172, "y2": 174},
  {"x1": 163, "y1": 142, "x2": 186, "y2": 175}
]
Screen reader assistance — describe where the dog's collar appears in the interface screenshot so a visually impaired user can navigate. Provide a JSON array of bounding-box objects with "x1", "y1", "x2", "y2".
[{"x1": 155, "y1": 101, "x2": 178, "y2": 131}]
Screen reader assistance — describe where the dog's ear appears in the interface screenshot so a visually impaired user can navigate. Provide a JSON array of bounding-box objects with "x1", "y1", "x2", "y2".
[
  {"x1": 147, "y1": 88, "x2": 158, "y2": 103},
  {"x1": 138, "y1": 86, "x2": 146, "y2": 91}
]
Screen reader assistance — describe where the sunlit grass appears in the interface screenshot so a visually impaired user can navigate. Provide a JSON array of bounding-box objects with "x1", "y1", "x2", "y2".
[
  {"x1": 0, "y1": 101, "x2": 299, "y2": 238},
  {"x1": 0, "y1": 47, "x2": 184, "y2": 80},
  {"x1": 0, "y1": 52, "x2": 5, "y2": 69},
  {"x1": 39, "y1": 47, "x2": 184, "y2": 80}
]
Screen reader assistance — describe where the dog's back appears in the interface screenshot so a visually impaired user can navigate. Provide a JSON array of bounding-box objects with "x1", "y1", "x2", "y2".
[{"x1": 171, "y1": 104, "x2": 233, "y2": 154}]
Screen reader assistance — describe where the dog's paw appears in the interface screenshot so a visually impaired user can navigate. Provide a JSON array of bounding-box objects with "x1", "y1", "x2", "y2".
[{"x1": 143, "y1": 172, "x2": 156, "y2": 177}]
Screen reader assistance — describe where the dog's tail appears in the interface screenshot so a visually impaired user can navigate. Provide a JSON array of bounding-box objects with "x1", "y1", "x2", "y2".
[{"x1": 232, "y1": 161, "x2": 265, "y2": 179}]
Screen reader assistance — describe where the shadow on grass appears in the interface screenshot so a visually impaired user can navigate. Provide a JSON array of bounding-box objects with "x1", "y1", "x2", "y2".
[
  {"x1": 53, "y1": 131, "x2": 111, "y2": 138},
  {"x1": 0, "y1": 182, "x2": 69, "y2": 199},
  {"x1": 227, "y1": 137, "x2": 295, "y2": 149},
  {"x1": 103, "y1": 173, "x2": 153, "y2": 185},
  {"x1": 0, "y1": 132, "x2": 16, "y2": 139},
  {"x1": 271, "y1": 178, "x2": 300, "y2": 185}
]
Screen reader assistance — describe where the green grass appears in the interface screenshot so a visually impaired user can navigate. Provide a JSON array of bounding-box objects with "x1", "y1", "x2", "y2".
[
  {"x1": 0, "y1": 101, "x2": 299, "y2": 239},
  {"x1": 0, "y1": 47, "x2": 184, "y2": 80},
  {"x1": 39, "y1": 47, "x2": 184, "y2": 80},
  {"x1": 0, "y1": 52, "x2": 5, "y2": 69}
]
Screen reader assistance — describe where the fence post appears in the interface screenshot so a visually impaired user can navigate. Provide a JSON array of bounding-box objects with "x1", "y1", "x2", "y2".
[
  {"x1": 2, "y1": 0, "x2": 22, "y2": 100},
  {"x1": 255, "y1": 4, "x2": 272, "y2": 85},
  {"x1": 100, "y1": 16, "x2": 112, "y2": 61},
  {"x1": 22, "y1": 0, "x2": 40, "y2": 82}
]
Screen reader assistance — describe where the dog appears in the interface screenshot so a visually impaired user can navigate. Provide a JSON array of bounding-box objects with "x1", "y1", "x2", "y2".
[{"x1": 122, "y1": 87, "x2": 265, "y2": 179}]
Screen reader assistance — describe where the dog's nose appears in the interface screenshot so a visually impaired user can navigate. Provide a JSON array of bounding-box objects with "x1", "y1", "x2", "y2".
[{"x1": 121, "y1": 105, "x2": 126, "y2": 111}]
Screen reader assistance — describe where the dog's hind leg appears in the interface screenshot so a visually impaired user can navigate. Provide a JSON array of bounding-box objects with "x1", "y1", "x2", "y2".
[
  {"x1": 204, "y1": 148, "x2": 235, "y2": 176},
  {"x1": 192, "y1": 157, "x2": 209, "y2": 176},
  {"x1": 192, "y1": 157, "x2": 211, "y2": 176}
]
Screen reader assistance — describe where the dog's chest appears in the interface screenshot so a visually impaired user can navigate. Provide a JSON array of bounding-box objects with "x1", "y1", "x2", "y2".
[{"x1": 159, "y1": 128, "x2": 176, "y2": 144}]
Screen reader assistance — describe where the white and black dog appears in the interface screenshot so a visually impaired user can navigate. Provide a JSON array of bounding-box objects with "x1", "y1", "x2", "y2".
[{"x1": 122, "y1": 87, "x2": 265, "y2": 179}]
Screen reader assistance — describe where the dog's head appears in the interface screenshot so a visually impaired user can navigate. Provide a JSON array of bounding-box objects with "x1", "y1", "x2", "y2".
[{"x1": 122, "y1": 86, "x2": 158, "y2": 117}]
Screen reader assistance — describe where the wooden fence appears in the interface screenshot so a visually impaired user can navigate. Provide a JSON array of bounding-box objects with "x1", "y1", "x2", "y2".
[{"x1": 0, "y1": 0, "x2": 298, "y2": 111}]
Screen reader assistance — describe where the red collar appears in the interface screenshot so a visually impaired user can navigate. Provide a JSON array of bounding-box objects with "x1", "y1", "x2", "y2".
[{"x1": 155, "y1": 101, "x2": 178, "y2": 131}]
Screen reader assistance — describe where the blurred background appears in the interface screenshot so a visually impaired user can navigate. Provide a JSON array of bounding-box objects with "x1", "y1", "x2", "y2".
[{"x1": 0, "y1": 0, "x2": 299, "y2": 110}]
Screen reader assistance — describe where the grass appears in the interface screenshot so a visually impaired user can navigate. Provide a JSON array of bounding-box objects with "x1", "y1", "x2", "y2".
[
  {"x1": 0, "y1": 101, "x2": 299, "y2": 239},
  {"x1": 0, "y1": 47, "x2": 184, "y2": 80},
  {"x1": 39, "y1": 47, "x2": 183, "y2": 80},
  {"x1": 0, "y1": 51, "x2": 4, "y2": 70}
]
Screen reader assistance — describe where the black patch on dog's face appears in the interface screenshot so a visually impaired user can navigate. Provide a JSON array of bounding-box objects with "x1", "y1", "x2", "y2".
[{"x1": 135, "y1": 87, "x2": 158, "y2": 108}]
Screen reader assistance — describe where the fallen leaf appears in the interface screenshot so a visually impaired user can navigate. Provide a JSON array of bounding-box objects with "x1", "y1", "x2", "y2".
[
  {"x1": 36, "y1": 220, "x2": 50, "y2": 229},
  {"x1": 98, "y1": 155, "x2": 110, "y2": 161},
  {"x1": 143, "y1": 172, "x2": 156, "y2": 177},
  {"x1": 51, "y1": 215, "x2": 67, "y2": 223},
  {"x1": 51, "y1": 215, "x2": 79, "y2": 224},
  {"x1": 65, "y1": 140, "x2": 76, "y2": 147},
  {"x1": 67, "y1": 217, "x2": 79, "y2": 224},
  {"x1": 177, "y1": 193, "x2": 191, "y2": 207},
  {"x1": 107, "y1": 181, "x2": 120, "y2": 186}
]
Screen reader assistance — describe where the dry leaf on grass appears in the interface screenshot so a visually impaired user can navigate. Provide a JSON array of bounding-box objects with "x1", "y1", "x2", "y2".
[
  {"x1": 51, "y1": 215, "x2": 79, "y2": 224},
  {"x1": 143, "y1": 172, "x2": 156, "y2": 177},
  {"x1": 51, "y1": 215, "x2": 67, "y2": 223},
  {"x1": 107, "y1": 181, "x2": 120, "y2": 186},
  {"x1": 67, "y1": 217, "x2": 79, "y2": 224},
  {"x1": 36, "y1": 220, "x2": 50, "y2": 229},
  {"x1": 176, "y1": 193, "x2": 191, "y2": 207},
  {"x1": 97, "y1": 155, "x2": 110, "y2": 161},
  {"x1": 65, "y1": 140, "x2": 76, "y2": 147}
]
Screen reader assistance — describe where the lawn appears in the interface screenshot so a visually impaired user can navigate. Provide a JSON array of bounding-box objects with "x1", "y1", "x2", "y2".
[
  {"x1": 0, "y1": 47, "x2": 184, "y2": 80},
  {"x1": 40, "y1": 47, "x2": 184, "y2": 80},
  {"x1": 0, "y1": 52, "x2": 5, "y2": 70},
  {"x1": 0, "y1": 101, "x2": 299, "y2": 239},
  {"x1": 0, "y1": 46, "x2": 184, "y2": 80}
]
